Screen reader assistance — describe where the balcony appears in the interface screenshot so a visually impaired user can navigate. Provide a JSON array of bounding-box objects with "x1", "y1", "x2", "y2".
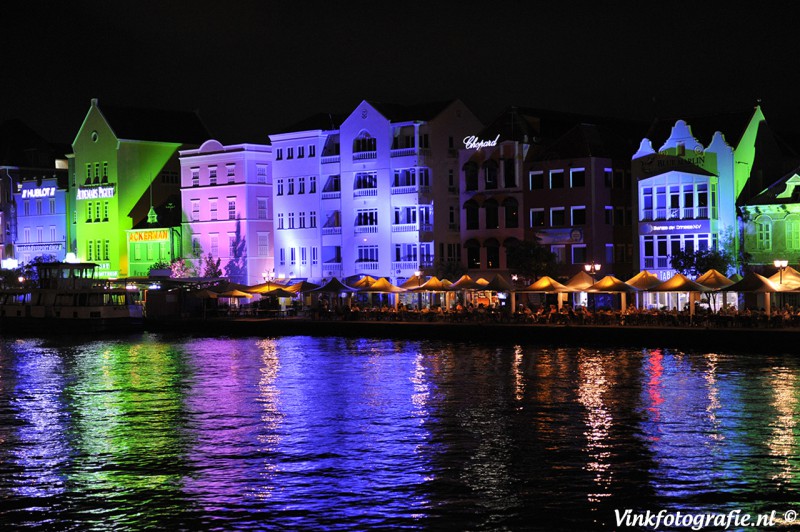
[
  {"x1": 323, "y1": 262, "x2": 342, "y2": 273},
  {"x1": 647, "y1": 206, "x2": 710, "y2": 221},
  {"x1": 353, "y1": 151, "x2": 377, "y2": 161},
  {"x1": 321, "y1": 155, "x2": 340, "y2": 164},
  {"x1": 392, "y1": 223, "x2": 417, "y2": 233},
  {"x1": 391, "y1": 185, "x2": 418, "y2": 195},
  {"x1": 357, "y1": 261, "x2": 380, "y2": 271},
  {"x1": 391, "y1": 148, "x2": 417, "y2": 157},
  {"x1": 321, "y1": 190, "x2": 341, "y2": 200},
  {"x1": 354, "y1": 225, "x2": 378, "y2": 234},
  {"x1": 392, "y1": 261, "x2": 419, "y2": 271},
  {"x1": 354, "y1": 188, "x2": 377, "y2": 198},
  {"x1": 322, "y1": 226, "x2": 341, "y2": 235}
]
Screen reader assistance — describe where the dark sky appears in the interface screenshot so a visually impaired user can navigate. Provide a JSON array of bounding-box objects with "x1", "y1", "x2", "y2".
[{"x1": 3, "y1": 2, "x2": 799, "y2": 146}]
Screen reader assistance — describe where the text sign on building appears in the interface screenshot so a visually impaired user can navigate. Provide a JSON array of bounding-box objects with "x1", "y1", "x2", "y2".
[
  {"x1": 21, "y1": 187, "x2": 56, "y2": 199},
  {"x1": 534, "y1": 228, "x2": 584, "y2": 245},
  {"x1": 463, "y1": 134, "x2": 500, "y2": 150},
  {"x1": 639, "y1": 220, "x2": 711, "y2": 235},
  {"x1": 76, "y1": 186, "x2": 115, "y2": 200},
  {"x1": 129, "y1": 229, "x2": 169, "y2": 242}
]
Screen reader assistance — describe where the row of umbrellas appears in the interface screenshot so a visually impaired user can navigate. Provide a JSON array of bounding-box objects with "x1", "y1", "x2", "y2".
[{"x1": 193, "y1": 266, "x2": 800, "y2": 300}]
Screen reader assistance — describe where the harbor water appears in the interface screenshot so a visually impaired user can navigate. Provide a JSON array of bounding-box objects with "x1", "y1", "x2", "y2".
[{"x1": 1, "y1": 333, "x2": 798, "y2": 530}]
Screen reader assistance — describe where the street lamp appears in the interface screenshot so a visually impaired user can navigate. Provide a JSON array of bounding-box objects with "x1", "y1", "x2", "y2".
[
  {"x1": 774, "y1": 259, "x2": 788, "y2": 284},
  {"x1": 262, "y1": 268, "x2": 275, "y2": 291},
  {"x1": 584, "y1": 261, "x2": 601, "y2": 280}
]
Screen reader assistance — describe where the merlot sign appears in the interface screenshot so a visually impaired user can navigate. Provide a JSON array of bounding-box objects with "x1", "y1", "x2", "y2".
[{"x1": 463, "y1": 134, "x2": 500, "y2": 150}]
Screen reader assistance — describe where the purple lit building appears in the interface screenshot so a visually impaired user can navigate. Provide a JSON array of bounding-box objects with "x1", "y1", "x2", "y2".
[
  {"x1": 179, "y1": 140, "x2": 274, "y2": 285},
  {"x1": 270, "y1": 100, "x2": 482, "y2": 283}
]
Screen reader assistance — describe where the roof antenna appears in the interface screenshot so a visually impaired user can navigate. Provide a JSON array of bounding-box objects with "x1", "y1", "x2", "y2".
[{"x1": 147, "y1": 176, "x2": 158, "y2": 224}]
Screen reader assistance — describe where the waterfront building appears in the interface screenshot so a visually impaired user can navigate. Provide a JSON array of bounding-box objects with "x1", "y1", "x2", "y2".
[
  {"x1": 0, "y1": 119, "x2": 69, "y2": 265},
  {"x1": 269, "y1": 100, "x2": 482, "y2": 284},
  {"x1": 632, "y1": 105, "x2": 798, "y2": 281},
  {"x1": 460, "y1": 107, "x2": 644, "y2": 282},
  {"x1": 179, "y1": 140, "x2": 273, "y2": 285},
  {"x1": 68, "y1": 99, "x2": 209, "y2": 278},
  {"x1": 13, "y1": 173, "x2": 69, "y2": 263}
]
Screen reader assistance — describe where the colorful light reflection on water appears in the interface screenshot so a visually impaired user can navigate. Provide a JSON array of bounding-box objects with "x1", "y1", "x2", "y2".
[{"x1": 1, "y1": 335, "x2": 799, "y2": 530}]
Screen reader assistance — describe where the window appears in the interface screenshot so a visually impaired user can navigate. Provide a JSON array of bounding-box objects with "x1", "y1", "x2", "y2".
[
  {"x1": 298, "y1": 146, "x2": 305, "y2": 158},
  {"x1": 276, "y1": 149, "x2": 283, "y2": 160},
  {"x1": 191, "y1": 200, "x2": 200, "y2": 221},
  {"x1": 486, "y1": 243, "x2": 500, "y2": 269},
  {"x1": 604, "y1": 168, "x2": 612, "y2": 187},
  {"x1": 49, "y1": 198, "x2": 55, "y2": 214},
  {"x1": 788, "y1": 216, "x2": 800, "y2": 250},
  {"x1": 288, "y1": 212, "x2": 295, "y2": 229},
  {"x1": 104, "y1": 240, "x2": 110, "y2": 261},
  {"x1": 550, "y1": 207, "x2": 565, "y2": 226},
  {"x1": 311, "y1": 246, "x2": 318, "y2": 265},
  {"x1": 357, "y1": 245, "x2": 378, "y2": 263},
  {"x1": 356, "y1": 209, "x2": 378, "y2": 226},
  {"x1": 50, "y1": 226, "x2": 56, "y2": 242},
  {"x1": 36, "y1": 199, "x2": 42, "y2": 215},
  {"x1": 484, "y1": 161, "x2": 498, "y2": 189},
  {"x1": 227, "y1": 164, "x2": 235, "y2": 183},
  {"x1": 571, "y1": 206, "x2": 586, "y2": 225},
  {"x1": 228, "y1": 199, "x2": 236, "y2": 220},
  {"x1": 298, "y1": 176, "x2": 305, "y2": 194},
  {"x1": 299, "y1": 212, "x2": 306, "y2": 229},
  {"x1": 529, "y1": 171, "x2": 544, "y2": 190},
  {"x1": 756, "y1": 216, "x2": 772, "y2": 251},
  {"x1": 277, "y1": 213, "x2": 284, "y2": 229},
  {"x1": 530, "y1": 208, "x2": 545, "y2": 227},
  {"x1": 353, "y1": 133, "x2": 376, "y2": 153},
  {"x1": 36, "y1": 227, "x2": 42, "y2": 243},
  {"x1": 257, "y1": 198, "x2": 268, "y2": 220},
  {"x1": 551, "y1": 245, "x2": 565, "y2": 264},
  {"x1": 287, "y1": 147, "x2": 294, "y2": 159},
  {"x1": 287, "y1": 178, "x2": 295, "y2": 195},
  {"x1": 503, "y1": 158, "x2": 516, "y2": 188},
  {"x1": 209, "y1": 199, "x2": 218, "y2": 220},
  {"x1": 210, "y1": 234, "x2": 219, "y2": 257},
  {"x1": 572, "y1": 245, "x2": 587, "y2": 264},
  {"x1": 465, "y1": 200, "x2": 479, "y2": 230},
  {"x1": 605, "y1": 206, "x2": 613, "y2": 224},
  {"x1": 310, "y1": 176, "x2": 317, "y2": 193},
  {"x1": 256, "y1": 164, "x2": 268, "y2": 184},
  {"x1": 209, "y1": 167, "x2": 217, "y2": 185},
  {"x1": 279, "y1": 248, "x2": 285, "y2": 266},
  {"x1": 229, "y1": 234, "x2": 236, "y2": 256},
  {"x1": 86, "y1": 238, "x2": 92, "y2": 261},
  {"x1": 323, "y1": 175, "x2": 340, "y2": 193},
  {"x1": 192, "y1": 238, "x2": 200, "y2": 256},
  {"x1": 464, "y1": 162, "x2": 478, "y2": 191},
  {"x1": 23, "y1": 201, "x2": 30, "y2": 217},
  {"x1": 301, "y1": 247, "x2": 307, "y2": 265},
  {"x1": 550, "y1": 170, "x2": 564, "y2": 189},
  {"x1": 354, "y1": 172, "x2": 377, "y2": 189},
  {"x1": 570, "y1": 168, "x2": 585, "y2": 188},
  {"x1": 290, "y1": 247, "x2": 296, "y2": 265},
  {"x1": 310, "y1": 211, "x2": 317, "y2": 228},
  {"x1": 484, "y1": 199, "x2": 499, "y2": 229},
  {"x1": 277, "y1": 179, "x2": 284, "y2": 196},
  {"x1": 309, "y1": 145, "x2": 316, "y2": 157},
  {"x1": 467, "y1": 246, "x2": 480, "y2": 268},
  {"x1": 191, "y1": 168, "x2": 200, "y2": 187}
]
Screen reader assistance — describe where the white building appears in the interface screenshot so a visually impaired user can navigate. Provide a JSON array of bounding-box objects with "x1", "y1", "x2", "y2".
[
  {"x1": 270, "y1": 100, "x2": 482, "y2": 283},
  {"x1": 179, "y1": 140, "x2": 273, "y2": 285}
]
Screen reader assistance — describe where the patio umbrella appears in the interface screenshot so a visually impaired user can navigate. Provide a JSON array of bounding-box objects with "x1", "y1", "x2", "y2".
[
  {"x1": 417, "y1": 276, "x2": 453, "y2": 292},
  {"x1": 565, "y1": 270, "x2": 597, "y2": 291},
  {"x1": 309, "y1": 277, "x2": 357, "y2": 293},
  {"x1": 350, "y1": 275, "x2": 378, "y2": 288},
  {"x1": 285, "y1": 280, "x2": 321, "y2": 293},
  {"x1": 447, "y1": 274, "x2": 482, "y2": 291},
  {"x1": 259, "y1": 288, "x2": 295, "y2": 299},
  {"x1": 695, "y1": 269, "x2": 735, "y2": 290},
  {"x1": 626, "y1": 270, "x2": 662, "y2": 290},
  {"x1": 484, "y1": 274, "x2": 513, "y2": 292},
  {"x1": 721, "y1": 271, "x2": 781, "y2": 317},
  {"x1": 356, "y1": 277, "x2": 406, "y2": 293},
  {"x1": 399, "y1": 275, "x2": 427, "y2": 290},
  {"x1": 520, "y1": 276, "x2": 572, "y2": 293},
  {"x1": 587, "y1": 275, "x2": 639, "y2": 310},
  {"x1": 650, "y1": 272, "x2": 711, "y2": 318},
  {"x1": 217, "y1": 289, "x2": 254, "y2": 299},
  {"x1": 768, "y1": 265, "x2": 800, "y2": 290},
  {"x1": 191, "y1": 289, "x2": 219, "y2": 299}
]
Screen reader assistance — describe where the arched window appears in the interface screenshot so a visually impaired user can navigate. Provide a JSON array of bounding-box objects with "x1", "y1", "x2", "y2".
[
  {"x1": 484, "y1": 237, "x2": 500, "y2": 269},
  {"x1": 464, "y1": 238, "x2": 480, "y2": 268},
  {"x1": 464, "y1": 199, "x2": 480, "y2": 230},
  {"x1": 484, "y1": 198, "x2": 499, "y2": 229},
  {"x1": 463, "y1": 162, "x2": 478, "y2": 191},
  {"x1": 503, "y1": 197, "x2": 519, "y2": 228},
  {"x1": 756, "y1": 215, "x2": 772, "y2": 251},
  {"x1": 483, "y1": 160, "x2": 498, "y2": 190},
  {"x1": 353, "y1": 131, "x2": 376, "y2": 153}
]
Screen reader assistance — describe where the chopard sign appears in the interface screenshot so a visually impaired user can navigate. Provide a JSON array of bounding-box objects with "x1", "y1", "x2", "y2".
[{"x1": 463, "y1": 134, "x2": 500, "y2": 150}]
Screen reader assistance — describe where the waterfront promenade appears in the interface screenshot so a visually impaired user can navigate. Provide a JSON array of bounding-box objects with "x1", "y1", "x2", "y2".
[{"x1": 142, "y1": 316, "x2": 800, "y2": 353}]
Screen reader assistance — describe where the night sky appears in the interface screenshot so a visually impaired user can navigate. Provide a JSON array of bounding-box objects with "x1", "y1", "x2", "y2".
[{"x1": 3, "y1": 2, "x2": 799, "y2": 146}]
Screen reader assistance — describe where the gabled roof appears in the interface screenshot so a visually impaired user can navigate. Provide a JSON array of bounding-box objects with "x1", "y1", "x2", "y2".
[
  {"x1": 98, "y1": 104, "x2": 211, "y2": 145},
  {"x1": 746, "y1": 167, "x2": 800, "y2": 205},
  {"x1": 534, "y1": 122, "x2": 642, "y2": 161},
  {"x1": 478, "y1": 106, "x2": 648, "y2": 146},
  {"x1": 0, "y1": 118, "x2": 66, "y2": 166},
  {"x1": 738, "y1": 120, "x2": 800, "y2": 204}
]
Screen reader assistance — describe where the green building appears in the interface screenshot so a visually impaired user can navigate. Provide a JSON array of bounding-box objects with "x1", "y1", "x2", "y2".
[{"x1": 68, "y1": 99, "x2": 209, "y2": 278}]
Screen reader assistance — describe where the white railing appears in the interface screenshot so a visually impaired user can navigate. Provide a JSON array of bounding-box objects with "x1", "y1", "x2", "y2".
[
  {"x1": 354, "y1": 188, "x2": 377, "y2": 197},
  {"x1": 354, "y1": 225, "x2": 378, "y2": 234},
  {"x1": 321, "y1": 155, "x2": 340, "y2": 164},
  {"x1": 323, "y1": 263, "x2": 342, "y2": 272},
  {"x1": 357, "y1": 262, "x2": 380, "y2": 271},
  {"x1": 321, "y1": 191, "x2": 341, "y2": 200},
  {"x1": 391, "y1": 185, "x2": 417, "y2": 195},
  {"x1": 392, "y1": 223, "x2": 417, "y2": 233},
  {"x1": 392, "y1": 261, "x2": 418, "y2": 271},
  {"x1": 353, "y1": 151, "x2": 377, "y2": 160},
  {"x1": 322, "y1": 227, "x2": 341, "y2": 235},
  {"x1": 391, "y1": 148, "x2": 416, "y2": 157}
]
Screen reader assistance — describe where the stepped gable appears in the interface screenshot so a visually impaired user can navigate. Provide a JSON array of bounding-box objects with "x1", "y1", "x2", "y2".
[{"x1": 99, "y1": 104, "x2": 211, "y2": 144}]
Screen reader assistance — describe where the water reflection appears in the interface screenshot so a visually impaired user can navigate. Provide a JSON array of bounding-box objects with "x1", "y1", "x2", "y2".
[{"x1": 2, "y1": 336, "x2": 800, "y2": 529}]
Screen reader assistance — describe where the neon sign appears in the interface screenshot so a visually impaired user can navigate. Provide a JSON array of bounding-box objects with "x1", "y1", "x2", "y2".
[
  {"x1": 21, "y1": 187, "x2": 56, "y2": 199},
  {"x1": 130, "y1": 230, "x2": 169, "y2": 242},
  {"x1": 640, "y1": 220, "x2": 711, "y2": 234},
  {"x1": 77, "y1": 186, "x2": 115, "y2": 200},
  {"x1": 463, "y1": 134, "x2": 500, "y2": 150}
]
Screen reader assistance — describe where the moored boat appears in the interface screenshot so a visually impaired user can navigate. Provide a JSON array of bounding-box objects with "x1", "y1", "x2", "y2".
[{"x1": 0, "y1": 262, "x2": 143, "y2": 332}]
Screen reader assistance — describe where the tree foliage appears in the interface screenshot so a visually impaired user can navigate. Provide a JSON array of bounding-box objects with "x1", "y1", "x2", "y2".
[
  {"x1": 669, "y1": 248, "x2": 733, "y2": 277},
  {"x1": 432, "y1": 259, "x2": 467, "y2": 281},
  {"x1": 202, "y1": 253, "x2": 223, "y2": 278},
  {"x1": 170, "y1": 257, "x2": 195, "y2": 278},
  {"x1": 506, "y1": 240, "x2": 558, "y2": 282}
]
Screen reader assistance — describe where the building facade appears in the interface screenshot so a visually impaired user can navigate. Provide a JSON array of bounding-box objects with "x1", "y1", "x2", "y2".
[
  {"x1": 180, "y1": 140, "x2": 273, "y2": 285},
  {"x1": 270, "y1": 100, "x2": 482, "y2": 283},
  {"x1": 13, "y1": 174, "x2": 69, "y2": 264},
  {"x1": 68, "y1": 99, "x2": 208, "y2": 278}
]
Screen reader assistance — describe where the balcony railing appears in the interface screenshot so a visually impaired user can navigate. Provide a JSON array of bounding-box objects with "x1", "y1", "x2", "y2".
[
  {"x1": 354, "y1": 225, "x2": 378, "y2": 234},
  {"x1": 645, "y1": 206, "x2": 710, "y2": 221},
  {"x1": 391, "y1": 185, "x2": 417, "y2": 195},
  {"x1": 322, "y1": 227, "x2": 341, "y2": 235},
  {"x1": 391, "y1": 148, "x2": 416, "y2": 157},
  {"x1": 321, "y1": 190, "x2": 341, "y2": 200},
  {"x1": 321, "y1": 155, "x2": 340, "y2": 164},
  {"x1": 353, "y1": 151, "x2": 377, "y2": 161},
  {"x1": 392, "y1": 223, "x2": 417, "y2": 233},
  {"x1": 357, "y1": 261, "x2": 380, "y2": 271},
  {"x1": 354, "y1": 188, "x2": 377, "y2": 197},
  {"x1": 323, "y1": 262, "x2": 342, "y2": 272},
  {"x1": 392, "y1": 261, "x2": 419, "y2": 271}
]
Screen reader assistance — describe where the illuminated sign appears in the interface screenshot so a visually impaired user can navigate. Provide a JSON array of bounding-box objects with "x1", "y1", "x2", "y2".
[
  {"x1": 21, "y1": 187, "x2": 56, "y2": 199},
  {"x1": 640, "y1": 220, "x2": 711, "y2": 235},
  {"x1": 129, "y1": 230, "x2": 169, "y2": 242},
  {"x1": 534, "y1": 228, "x2": 584, "y2": 245},
  {"x1": 15, "y1": 243, "x2": 64, "y2": 252},
  {"x1": 463, "y1": 134, "x2": 500, "y2": 150},
  {"x1": 76, "y1": 186, "x2": 115, "y2": 200}
]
